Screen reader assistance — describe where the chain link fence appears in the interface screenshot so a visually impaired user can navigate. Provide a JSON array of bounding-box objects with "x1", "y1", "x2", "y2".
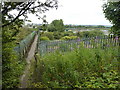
[
  {"x1": 14, "y1": 31, "x2": 37, "y2": 59},
  {"x1": 38, "y1": 35, "x2": 119, "y2": 56}
]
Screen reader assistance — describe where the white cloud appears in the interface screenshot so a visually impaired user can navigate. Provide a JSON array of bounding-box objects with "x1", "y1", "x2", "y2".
[{"x1": 27, "y1": 0, "x2": 112, "y2": 25}]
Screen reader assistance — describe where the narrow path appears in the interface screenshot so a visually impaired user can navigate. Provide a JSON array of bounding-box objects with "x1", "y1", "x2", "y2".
[{"x1": 19, "y1": 34, "x2": 38, "y2": 88}]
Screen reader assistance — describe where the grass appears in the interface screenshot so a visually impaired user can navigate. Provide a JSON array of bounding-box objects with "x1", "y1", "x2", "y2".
[{"x1": 30, "y1": 44, "x2": 120, "y2": 88}]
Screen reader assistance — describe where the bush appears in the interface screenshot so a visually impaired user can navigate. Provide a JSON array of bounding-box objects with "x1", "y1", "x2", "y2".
[
  {"x1": 76, "y1": 32, "x2": 83, "y2": 37},
  {"x1": 41, "y1": 32, "x2": 54, "y2": 40},
  {"x1": 40, "y1": 36, "x2": 50, "y2": 41},
  {"x1": 61, "y1": 36, "x2": 71, "y2": 40},
  {"x1": 76, "y1": 30, "x2": 104, "y2": 38},
  {"x1": 53, "y1": 32, "x2": 62, "y2": 39},
  {"x1": 61, "y1": 36, "x2": 78, "y2": 40},
  {"x1": 2, "y1": 26, "x2": 26, "y2": 88},
  {"x1": 2, "y1": 43, "x2": 25, "y2": 88},
  {"x1": 90, "y1": 30, "x2": 104, "y2": 37},
  {"x1": 63, "y1": 31, "x2": 75, "y2": 36},
  {"x1": 70, "y1": 36, "x2": 78, "y2": 39},
  {"x1": 31, "y1": 45, "x2": 119, "y2": 88}
]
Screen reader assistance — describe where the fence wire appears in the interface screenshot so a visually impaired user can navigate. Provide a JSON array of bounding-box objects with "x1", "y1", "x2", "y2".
[
  {"x1": 14, "y1": 31, "x2": 37, "y2": 58},
  {"x1": 38, "y1": 35, "x2": 119, "y2": 56}
]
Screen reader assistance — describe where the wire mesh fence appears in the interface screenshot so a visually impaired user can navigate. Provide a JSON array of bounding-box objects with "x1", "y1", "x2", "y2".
[
  {"x1": 38, "y1": 35, "x2": 119, "y2": 56},
  {"x1": 14, "y1": 31, "x2": 37, "y2": 58}
]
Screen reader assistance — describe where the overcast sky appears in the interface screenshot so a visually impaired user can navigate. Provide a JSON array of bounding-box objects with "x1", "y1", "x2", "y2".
[{"x1": 26, "y1": 0, "x2": 112, "y2": 25}]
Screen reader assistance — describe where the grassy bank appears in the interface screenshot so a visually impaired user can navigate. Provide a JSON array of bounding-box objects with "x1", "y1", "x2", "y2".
[{"x1": 30, "y1": 45, "x2": 119, "y2": 88}]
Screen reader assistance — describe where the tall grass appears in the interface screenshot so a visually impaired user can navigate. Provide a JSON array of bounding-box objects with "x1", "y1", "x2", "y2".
[{"x1": 31, "y1": 44, "x2": 119, "y2": 88}]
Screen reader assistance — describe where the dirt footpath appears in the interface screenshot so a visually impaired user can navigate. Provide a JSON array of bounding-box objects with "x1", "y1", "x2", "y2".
[{"x1": 19, "y1": 34, "x2": 38, "y2": 88}]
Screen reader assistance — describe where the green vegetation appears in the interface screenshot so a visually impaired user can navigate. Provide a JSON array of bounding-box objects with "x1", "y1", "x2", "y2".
[
  {"x1": 2, "y1": 19, "x2": 37, "y2": 88},
  {"x1": 2, "y1": 1, "x2": 120, "y2": 89},
  {"x1": 2, "y1": 1, "x2": 58, "y2": 88},
  {"x1": 53, "y1": 32, "x2": 63, "y2": 40},
  {"x1": 39, "y1": 31, "x2": 75, "y2": 40},
  {"x1": 2, "y1": 1, "x2": 58, "y2": 28},
  {"x1": 39, "y1": 30, "x2": 104, "y2": 41},
  {"x1": 41, "y1": 32, "x2": 54, "y2": 40},
  {"x1": 63, "y1": 31, "x2": 75, "y2": 36},
  {"x1": 15, "y1": 26, "x2": 35, "y2": 43},
  {"x1": 30, "y1": 44, "x2": 119, "y2": 88},
  {"x1": 47, "y1": 19, "x2": 65, "y2": 32},
  {"x1": 103, "y1": 1, "x2": 120, "y2": 36},
  {"x1": 103, "y1": 1, "x2": 120, "y2": 74},
  {"x1": 40, "y1": 36, "x2": 50, "y2": 41},
  {"x1": 61, "y1": 36, "x2": 78, "y2": 40},
  {"x1": 2, "y1": 20, "x2": 25, "y2": 88},
  {"x1": 2, "y1": 35, "x2": 26, "y2": 88},
  {"x1": 76, "y1": 30, "x2": 104, "y2": 38},
  {"x1": 65, "y1": 25, "x2": 111, "y2": 30}
]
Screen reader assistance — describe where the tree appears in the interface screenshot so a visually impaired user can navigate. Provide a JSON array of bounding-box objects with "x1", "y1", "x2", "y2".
[
  {"x1": 103, "y1": 1, "x2": 120, "y2": 74},
  {"x1": 103, "y1": 1, "x2": 120, "y2": 37},
  {"x1": 1, "y1": 0, "x2": 58, "y2": 28},
  {"x1": 48, "y1": 19, "x2": 65, "y2": 32},
  {"x1": 1, "y1": 0, "x2": 58, "y2": 88},
  {"x1": 1, "y1": 0, "x2": 58, "y2": 45},
  {"x1": 47, "y1": 23, "x2": 56, "y2": 32}
]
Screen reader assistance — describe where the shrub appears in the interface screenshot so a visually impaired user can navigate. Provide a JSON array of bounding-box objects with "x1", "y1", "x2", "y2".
[
  {"x1": 90, "y1": 30, "x2": 104, "y2": 37},
  {"x1": 70, "y1": 36, "x2": 78, "y2": 39},
  {"x1": 76, "y1": 32, "x2": 83, "y2": 37},
  {"x1": 2, "y1": 43, "x2": 25, "y2": 88},
  {"x1": 40, "y1": 36, "x2": 50, "y2": 41},
  {"x1": 81, "y1": 30, "x2": 104, "y2": 37},
  {"x1": 53, "y1": 32, "x2": 62, "y2": 39},
  {"x1": 41, "y1": 32, "x2": 54, "y2": 40},
  {"x1": 63, "y1": 31, "x2": 75, "y2": 36},
  {"x1": 61, "y1": 36, "x2": 71, "y2": 40},
  {"x1": 31, "y1": 45, "x2": 119, "y2": 88},
  {"x1": 61, "y1": 36, "x2": 78, "y2": 40},
  {"x1": 76, "y1": 30, "x2": 104, "y2": 38}
]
